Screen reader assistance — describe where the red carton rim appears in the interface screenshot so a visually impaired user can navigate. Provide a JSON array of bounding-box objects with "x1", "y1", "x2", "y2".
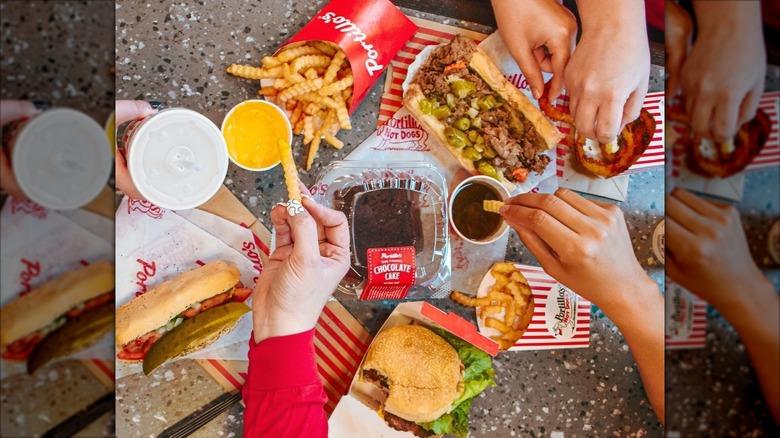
[{"x1": 419, "y1": 302, "x2": 499, "y2": 356}]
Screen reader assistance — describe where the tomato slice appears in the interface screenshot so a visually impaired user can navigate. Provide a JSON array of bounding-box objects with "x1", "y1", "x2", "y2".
[
  {"x1": 2, "y1": 331, "x2": 45, "y2": 361},
  {"x1": 117, "y1": 330, "x2": 161, "y2": 361},
  {"x1": 198, "y1": 291, "x2": 230, "y2": 313},
  {"x1": 231, "y1": 287, "x2": 253, "y2": 303},
  {"x1": 66, "y1": 291, "x2": 115, "y2": 318}
]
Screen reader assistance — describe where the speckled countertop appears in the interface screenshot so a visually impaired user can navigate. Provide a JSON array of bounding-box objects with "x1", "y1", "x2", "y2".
[
  {"x1": 114, "y1": 0, "x2": 665, "y2": 437},
  {"x1": 664, "y1": 65, "x2": 780, "y2": 436},
  {"x1": 1, "y1": 1, "x2": 115, "y2": 437}
]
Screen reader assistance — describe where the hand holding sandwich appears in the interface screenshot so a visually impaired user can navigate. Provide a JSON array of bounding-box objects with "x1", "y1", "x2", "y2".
[
  {"x1": 676, "y1": 1, "x2": 765, "y2": 143},
  {"x1": 500, "y1": 188, "x2": 664, "y2": 422},
  {"x1": 252, "y1": 197, "x2": 350, "y2": 343},
  {"x1": 564, "y1": 0, "x2": 650, "y2": 145}
]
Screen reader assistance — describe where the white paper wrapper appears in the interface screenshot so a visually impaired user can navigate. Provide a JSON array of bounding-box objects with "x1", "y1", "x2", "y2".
[
  {"x1": 0, "y1": 198, "x2": 115, "y2": 378},
  {"x1": 115, "y1": 196, "x2": 259, "y2": 378}
]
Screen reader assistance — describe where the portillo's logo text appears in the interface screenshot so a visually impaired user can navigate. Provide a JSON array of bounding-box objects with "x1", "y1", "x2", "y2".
[
  {"x1": 319, "y1": 12, "x2": 383, "y2": 76},
  {"x1": 545, "y1": 283, "x2": 578, "y2": 339},
  {"x1": 375, "y1": 115, "x2": 429, "y2": 152}
]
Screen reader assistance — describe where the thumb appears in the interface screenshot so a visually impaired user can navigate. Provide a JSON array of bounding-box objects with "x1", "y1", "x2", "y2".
[
  {"x1": 115, "y1": 100, "x2": 157, "y2": 126},
  {"x1": 287, "y1": 205, "x2": 320, "y2": 264},
  {"x1": 0, "y1": 100, "x2": 38, "y2": 126}
]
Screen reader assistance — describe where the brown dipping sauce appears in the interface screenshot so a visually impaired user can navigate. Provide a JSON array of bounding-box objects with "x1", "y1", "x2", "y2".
[{"x1": 451, "y1": 181, "x2": 502, "y2": 240}]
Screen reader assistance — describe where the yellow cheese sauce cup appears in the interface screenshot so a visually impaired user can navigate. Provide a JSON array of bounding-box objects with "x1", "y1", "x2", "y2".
[{"x1": 221, "y1": 100, "x2": 292, "y2": 171}]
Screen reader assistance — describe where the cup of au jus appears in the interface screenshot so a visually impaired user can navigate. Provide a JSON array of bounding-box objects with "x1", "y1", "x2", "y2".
[
  {"x1": 221, "y1": 100, "x2": 293, "y2": 171},
  {"x1": 449, "y1": 175, "x2": 510, "y2": 245},
  {"x1": 118, "y1": 108, "x2": 228, "y2": 210},
  {"x1": 3, "y1": 108, "x2": 112, "y2": 210}
]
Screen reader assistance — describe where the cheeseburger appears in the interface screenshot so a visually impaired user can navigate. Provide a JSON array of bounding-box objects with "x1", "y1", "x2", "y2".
[{"x1": 359, "y1": 324, "x2": 495, "y2": 437}]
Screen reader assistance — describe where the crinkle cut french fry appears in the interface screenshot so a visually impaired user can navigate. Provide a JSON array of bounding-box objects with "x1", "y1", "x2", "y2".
[
  {"x1": 306, "y1": 135, "x2": 322, "y2": 172},
  {"x1": 303, "y1": 115, "x2": 315, "y2": 144},
  {"x1": 227, "y1": 64, "x2": 283, "y2": 80},
  {"x1": 291, "y1": 55, "x2": 332, "y2": 73},
  {"x1": 278, "y1": 78, "x2": 323, "y2": 102},
  {"x1": 310, "y1": 40, "x2": 338, "y2": 57},
  {"x1": 277, "y1": 139, "x2": 302, "y2": 202},
  {"x1": 323, "y1": 50, "x2": 347, "y2": 85},
  {"x1": 317, "y1": 74, "x2": 353, "y2": 97},
  {"x1": 277, "y1": 44, "x2": 322, "y2": 63},
  {"x1": 257, "y1": 86, "x2": 278, "y2": 96},
  {"x1": 492, "y1": 262, "x2": 517, "y2": 274},
  {"x1": 324, "y1": 132, "x2": 344, "y2": 150},
  {"x1": 282, "y1": 63, "x2": 305, "y2": 84},
  {"x1": 450, "y1": 290, "x2": 494, "y2": 307},
  {"x1": 483, "y1": 200, "x2": 504, "y2": 213}
]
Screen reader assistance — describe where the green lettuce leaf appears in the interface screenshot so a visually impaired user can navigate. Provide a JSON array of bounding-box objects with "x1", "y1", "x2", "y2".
[
  {"x1": 418, "y1": 328, "x2": 496, "y2": 437},
  {"x1": 419, "y1": 398, "x2": 472, "y2": 437}
]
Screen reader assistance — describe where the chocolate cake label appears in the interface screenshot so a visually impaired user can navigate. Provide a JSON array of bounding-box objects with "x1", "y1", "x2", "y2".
[
  {"x1": 545, "y1": 283, "x2": 578, "y2": 340},
  {"x1": 361, "y1": 246, "x2": 416, "y2": 300}
]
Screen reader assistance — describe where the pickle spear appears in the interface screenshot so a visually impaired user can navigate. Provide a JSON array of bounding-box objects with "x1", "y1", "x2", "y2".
[
  {"x1": 27, "y1": 303, "x2": 115, "y2": 375},
  {"x1": 143, "y1": 302, "x2": 250, "y2": 376}
]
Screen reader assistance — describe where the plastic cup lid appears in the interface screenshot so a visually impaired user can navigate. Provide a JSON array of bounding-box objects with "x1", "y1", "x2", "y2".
[
  {"x1": 12, "y1": 108, "x2": 112, "y2": 210},
  {"x1": 127, "y1": 108, "x2": 228, "y2": 210}
]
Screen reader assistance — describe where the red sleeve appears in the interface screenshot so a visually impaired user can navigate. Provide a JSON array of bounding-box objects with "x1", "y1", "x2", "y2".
[
  {"x1": 242, "y1": 329, "x2": 328, "y2": 438},
  {"x1": 645, "y1": 0, "x2": 664, "y2": 31}
]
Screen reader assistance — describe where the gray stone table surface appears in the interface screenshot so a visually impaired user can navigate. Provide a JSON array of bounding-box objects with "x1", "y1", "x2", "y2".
[{"x1": 114, "y1": 1, "x2": 664, "y2": 437}]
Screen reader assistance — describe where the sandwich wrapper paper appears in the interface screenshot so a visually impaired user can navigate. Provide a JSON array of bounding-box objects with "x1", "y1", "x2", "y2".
[
  {"x1": 665, "y1": 278, "x2": 707, "y2": 349},
  {"x1": 0, "y1": 197, "x2": 115, "y2": 379},
  {"x1": 669, "y1": 91, "x2": 778, "y2": 201},
  {"x1": 328, "y1": 301, "x2": 498, "y2": 437},
  {"x1": 115, "y1": 196, "x2": 260, "y2": 378}
]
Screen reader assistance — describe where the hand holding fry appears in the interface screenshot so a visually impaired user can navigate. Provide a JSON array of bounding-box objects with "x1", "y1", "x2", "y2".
[
  {"x1": 252, "y1": 197, "x2": 350, "y2": 343},
  {"x1": 500, "y1": 188, "x2": 658, "y2": 312}
]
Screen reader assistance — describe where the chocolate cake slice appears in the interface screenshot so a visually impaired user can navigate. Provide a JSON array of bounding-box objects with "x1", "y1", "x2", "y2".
[{"x1": 337, "y1": 186, "x2": 425, "y2": 267}]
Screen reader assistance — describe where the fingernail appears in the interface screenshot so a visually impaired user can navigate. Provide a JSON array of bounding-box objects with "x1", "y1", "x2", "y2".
[
  {"x1": 532, "y1": 88, "x2": 541, "y2": 100},
  {"x1": 499, "y1": 205, "x2": 508, "y2": 215},
  {"x1": 147, "y1": 101, "x2": 164, "y2": 110},
  {"x1": 32, "y1": 100, "x2": 48, "y2": 110}
]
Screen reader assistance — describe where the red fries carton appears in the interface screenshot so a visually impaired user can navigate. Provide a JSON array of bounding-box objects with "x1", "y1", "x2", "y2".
[
  {"x1": 281, "y1": 0, "x2": 417, "y2": 112},
  {"x1": 328, "y1": 302, "x2": 498, "y2": 437}
]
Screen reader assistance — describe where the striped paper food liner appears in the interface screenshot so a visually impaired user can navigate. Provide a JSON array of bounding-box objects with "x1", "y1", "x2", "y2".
[
  {"x1": 197, "y1": 302, "x2": 372, "y2": 416},
  {"x1": 665, "y1": 278, "x2": 707, "y2": 350},
  {"x1": 80, "y1": 359, "x2": 115, "y2": 390},
  {"x1": 501, "y1": 265, "x2": 591, "y2": 351},
  {"x1": 670, "y1": 91, "x2": 780, "y2": 178},
  {"x1": 552, "y1": 91, "x2": 666, "y2": 177}
]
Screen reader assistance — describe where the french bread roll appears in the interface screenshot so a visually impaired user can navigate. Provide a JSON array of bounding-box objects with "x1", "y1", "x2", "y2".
[
  {"x1": 0, "y1": 261, "x2": 114, "y2": 348},
  {"x1": 115, "y1": 260, "x2": 240, "y2": 347}
]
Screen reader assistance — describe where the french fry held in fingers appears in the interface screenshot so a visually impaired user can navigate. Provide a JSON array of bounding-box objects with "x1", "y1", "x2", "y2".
[
  {"x1": 449, "y1": 262, "x2": 535, "y2": 351},
  {"x1": 226, "y1": 41, "x2": 354, "y2": 171},
  {"x1": 278, "y1": 138, "x2": 302, "y2": 203},
  {"x1": 483, "y1": 200, "x2": 505, "y2": 214}
]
